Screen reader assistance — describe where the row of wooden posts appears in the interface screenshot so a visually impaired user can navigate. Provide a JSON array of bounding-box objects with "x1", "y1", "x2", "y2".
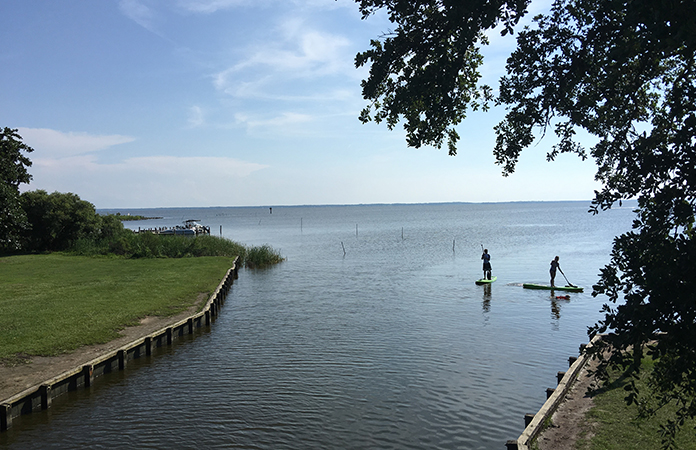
[
  {"x1": 505, "y1": 336, "x2": 600, "y2": 450},
  {"x1": 0, "y1": 256, "x2": 240, "y2": 432}
]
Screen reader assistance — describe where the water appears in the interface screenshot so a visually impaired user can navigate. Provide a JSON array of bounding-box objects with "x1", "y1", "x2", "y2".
[{"x1": 0, "y1": 202, "x2": 636, "y2": 449}]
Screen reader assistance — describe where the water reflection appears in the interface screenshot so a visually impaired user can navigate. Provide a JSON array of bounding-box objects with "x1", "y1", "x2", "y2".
[
  {"x1": 549, "y1": 292, "x2": 572, "y2": 328},
  {"x1": 481, "y1": 284, "x2": 492, "y2": 313}
]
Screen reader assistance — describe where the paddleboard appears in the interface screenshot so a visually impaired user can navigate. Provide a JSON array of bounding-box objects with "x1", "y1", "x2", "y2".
[
  {"x1": 523, "y1": 283, "x2": 583, "y2": 292},
  {"x1": 475, "y1": 276, "x2": 497, "y2": 285}
]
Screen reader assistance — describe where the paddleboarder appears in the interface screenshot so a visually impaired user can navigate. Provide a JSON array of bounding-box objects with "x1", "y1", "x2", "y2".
[
  {"x1": 481, "y1": 248, "x2": 492, "y2": 280},
  {"x1": 550, "y1": 256, "x2": 562, "y2": 287}
]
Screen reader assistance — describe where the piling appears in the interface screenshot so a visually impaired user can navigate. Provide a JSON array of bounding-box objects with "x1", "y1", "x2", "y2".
[{"x1": 509, "y1": 334, "x2": 603, "y2": 449}]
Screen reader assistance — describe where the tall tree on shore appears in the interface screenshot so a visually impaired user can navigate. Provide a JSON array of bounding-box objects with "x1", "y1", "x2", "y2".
[
  {"x1": 355, "y1": 0, "x2": 696, "y2": 446},
  {"x1": 0, "y1": 128, "x2": 33, "y2": 253},
  {"x1": 20, "y1": 190, "x2": 104, "y2": 252}
]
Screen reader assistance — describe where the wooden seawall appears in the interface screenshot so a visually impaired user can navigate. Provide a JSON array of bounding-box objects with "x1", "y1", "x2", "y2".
[
  {"x1": 0, "y1": 256, "x2": 240, "y2": 432},
  {"x1": 505, "y1": 334, "x2": 602, "y2": 450}
]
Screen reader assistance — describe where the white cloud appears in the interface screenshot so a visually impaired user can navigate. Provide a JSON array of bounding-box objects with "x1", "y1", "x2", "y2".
[
  {"x1": 176, "y1": 0, "x2": 256, "y2": 13},
  {"x1": 235, "y1": 111, "x2": 313, "y2": 131},
  {"x1": 122, "y1": 155, "x2": 267, "y2": 177},
  {"x1": 176, "y1": 0, "x2": 347, "y2": 14},
  {"x1": 212, "y1": 22, "x2": 353, "y2": 99},
  {"x1": 18, "y1": 128, "x2": 135, "y2": 158},
  {"x1": 26, "y1": 153, "x2": 270, "y2": 207},
  {"x1": 188, "y1": 106, "x2": 205, "y2": 127},
  {"x1": 118, "y1": 0, "x2": 159, "y2": 32}
]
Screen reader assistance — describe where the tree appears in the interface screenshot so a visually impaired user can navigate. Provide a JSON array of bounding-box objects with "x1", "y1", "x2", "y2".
[
  {"x1": 356, "y1": 0, "x2": 696, "y2": 446},
  {"x1": 20, "y1": 190, "x2": 103, "y2": 252},
  {"x1": 0, "y1": 128, "x2": 33, "y2": 252},
  {"x1": 355, "y1": 0, "x2": 529, "y2": 155}
]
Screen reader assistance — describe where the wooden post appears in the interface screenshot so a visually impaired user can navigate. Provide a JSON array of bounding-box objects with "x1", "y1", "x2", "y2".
[
  {"x1": 187, "y1": 318, "x2": 194, "y2": 334},
  {"x1": 524, "y1": 413, "x2": 535, "y2": 428},
  {"x1": 557, "y1": 371, "x2": 566, "y2": 384},
  {"x1": 205, "y1": 310, "x2": 211, "y2": 326},
  {"x1": 568, "y1": 356, "x2": 578, "y2": 367},
  {"x1": 546, "y1": 387, "x2": 556, "y2": 399},
  {"x1": 1, "y1": 403, "x2": 12, "y2": 431},
  {"x1": 505, "y1": 440, "x2": 519, "y2": 450},
  {"x1": 118, "y1": 350, "x2": 127, "y2": 370},
  {"x1": 82, "y1": 365, "x2": 94, "y2": 387},
  {"x1": 145, "y1": 337, "x2": 152, "y2": 356},
  {"x1": 39, "y1": 385, "x2": 52, "y2": 410},
  {"x1": 166, "y1": 327, "x2": 173, "y2": 345}
]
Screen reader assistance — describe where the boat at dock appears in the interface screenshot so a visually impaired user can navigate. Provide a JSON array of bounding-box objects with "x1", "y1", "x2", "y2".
[{"x1": 136, "y1": 220, "x2": 210, "y2": 236}]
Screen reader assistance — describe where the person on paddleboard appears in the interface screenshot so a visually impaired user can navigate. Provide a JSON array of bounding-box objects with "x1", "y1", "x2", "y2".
[
  {"x1": 481, "y1": 249, "x2": 492, "y2": 280},
  {"x1": 550, "y1": 256, "x2": 563, "y2": 287}
]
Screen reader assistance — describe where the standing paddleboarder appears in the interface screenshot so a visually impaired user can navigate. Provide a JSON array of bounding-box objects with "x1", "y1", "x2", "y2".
[
  {"x1": 550, "y1": 256, "x2": 562, "y2": 287},
  {"x1": 481, "y1": 248, "x2": 492, "y2": 280}
]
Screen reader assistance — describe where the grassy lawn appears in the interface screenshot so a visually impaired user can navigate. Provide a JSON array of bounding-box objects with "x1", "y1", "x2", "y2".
[
  {"x1": 0, "y1": 254, "x2": 236, "y2": 359},
  {"x1": 576, "y1": 359, "x2": 696, "y2": 450}
]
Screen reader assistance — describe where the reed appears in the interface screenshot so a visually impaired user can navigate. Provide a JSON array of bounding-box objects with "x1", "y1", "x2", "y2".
[
  {"x1": 69, "y1": 233, "x2": 282, "y2": 268},
  {"x1": 244, "y1": 244, "x2": 285, "y2": 269}
]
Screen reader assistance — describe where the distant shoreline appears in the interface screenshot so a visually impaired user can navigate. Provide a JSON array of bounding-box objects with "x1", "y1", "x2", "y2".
[{"x1": 112, "y1": 213, "x2": 163, "y2": 221}]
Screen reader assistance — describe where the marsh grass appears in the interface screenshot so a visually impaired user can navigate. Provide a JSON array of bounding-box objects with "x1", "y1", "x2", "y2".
[
  {"x1": 70, "y1": 233, "x2": 282, "y2": 268},
  {"x1": 577, "y1": 359, "x2": 696, "y2": 450},
  {"x1": 0, "y1": 254, "x2": 235, "y2": 358},
  {"x1": 245, "y1": 244, "x2": 285, "y2": 269}
]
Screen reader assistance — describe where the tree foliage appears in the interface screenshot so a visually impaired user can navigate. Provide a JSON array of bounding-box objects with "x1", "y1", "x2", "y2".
[
  {"x1": 356, "y1": 0, "x2": 696, "y2": 445},
  {"x1": 20, "y1": 190, "x2": 104, "y2": 252},
  {"x1": 0, "y1": 127, "x2": 33, "y2": 252},
  {"x1": 355, "y1": 0, "x2": 530, "y2": 155}
]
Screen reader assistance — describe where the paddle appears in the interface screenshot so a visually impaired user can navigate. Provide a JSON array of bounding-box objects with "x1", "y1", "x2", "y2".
[{"x1": 559, "y1": 269, "x2": 576, "y2": 288}]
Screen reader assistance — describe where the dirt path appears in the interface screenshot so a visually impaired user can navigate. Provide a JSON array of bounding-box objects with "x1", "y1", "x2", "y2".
[
  {"x1": 0, "y1": 293, "x2": 207, "y2": 403},
  {"x1": 535, "y1": 360, "x2": 599, "y2": 449}
]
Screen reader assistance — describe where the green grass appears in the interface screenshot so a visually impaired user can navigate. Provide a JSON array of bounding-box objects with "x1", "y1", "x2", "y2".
[
  {"x1": 576, "y1": 359, "x2": 696, "y2": 450},
  {"x1": 0, "y1": 254, "x2": 236, "y2": 359}
]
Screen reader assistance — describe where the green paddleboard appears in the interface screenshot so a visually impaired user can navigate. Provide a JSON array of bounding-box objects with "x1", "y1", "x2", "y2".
[
  {"x1": 475, "y1": 276, "x2": 497, "y2": 285},
  {"x1": 522, "y1": 283, "x2": 583, "y2": 292}
]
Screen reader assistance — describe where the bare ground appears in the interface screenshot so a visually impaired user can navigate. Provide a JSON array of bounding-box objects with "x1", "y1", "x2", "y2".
[
  {"x1": 535, "y1": 359, "x2": 600, "y2": 450},
  {"x1": 0, "y1": 293, "x2": 208, "y2": 403}
]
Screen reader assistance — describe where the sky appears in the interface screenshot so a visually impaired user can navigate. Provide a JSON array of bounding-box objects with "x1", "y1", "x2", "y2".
[{"x1": 1, "y1": 0, "x2": 601, "y2": 209}]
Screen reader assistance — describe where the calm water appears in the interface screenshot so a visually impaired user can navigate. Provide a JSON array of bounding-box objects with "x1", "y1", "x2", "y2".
[{"x1": 1, "y1": 202, "x2": 636, "y2": 449}]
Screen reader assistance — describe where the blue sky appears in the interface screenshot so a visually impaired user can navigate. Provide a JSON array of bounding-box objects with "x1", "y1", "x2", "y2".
[{"x1": 1, "y1": 0, "x2": 600, "y2": 208}]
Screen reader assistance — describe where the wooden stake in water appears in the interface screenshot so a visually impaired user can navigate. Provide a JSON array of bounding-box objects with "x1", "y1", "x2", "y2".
[
  {"x1": 220, "y1": 225, "x2": 222, "y2": 236},
  {"x1": 356, "y1": 224, "x2": 358, "y2": 237},
  {"x1": 453, "y1": 239, "x2": 455, "y2": 252},
  {"x1": 402, "y1": 227, "x2": 404, "y2": 240},
  {"x1": 301, "y1": 218, "x2": 303, "y2": 232},
  {"x1": 341, "y1": 241, "x2": 346, "y2": 256}
]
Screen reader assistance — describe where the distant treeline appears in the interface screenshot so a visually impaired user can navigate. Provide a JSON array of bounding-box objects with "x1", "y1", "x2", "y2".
[{"x1": 112, "y1": 213, "x2": 163, "y2": 221}]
